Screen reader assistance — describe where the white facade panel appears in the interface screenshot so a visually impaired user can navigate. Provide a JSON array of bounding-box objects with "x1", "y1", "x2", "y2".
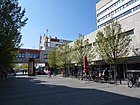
[
  {"x1": 84, "y1": 31, "x2": 97, "y2": 44},
  {"x1": 97, "y1": 0, "x2": 117, "y2": 13},
  {"x1": 97, "y1": 0, "x2": 126, "y2": 20},
  {"x1": 97, "y1": 0, "x2": 140, "y2": 29}
]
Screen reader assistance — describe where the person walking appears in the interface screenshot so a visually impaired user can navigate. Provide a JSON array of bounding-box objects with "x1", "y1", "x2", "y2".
[{"x1": 47, "y1": 69, "x2": 51, "y2": 78}]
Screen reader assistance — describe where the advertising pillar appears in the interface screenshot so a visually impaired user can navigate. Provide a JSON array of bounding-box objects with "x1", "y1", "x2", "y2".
[{"x1": 28, "y1": 58, "x2": 35, "y2": 76}]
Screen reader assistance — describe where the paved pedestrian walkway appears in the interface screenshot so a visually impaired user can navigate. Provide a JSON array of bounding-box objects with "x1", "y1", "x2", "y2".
[
  {"x1": 32, "y1": 75, "x2": 140, "y2": 99},
  {"x1": 0, "y1": 75, "x2": 140, "y2": 105}
]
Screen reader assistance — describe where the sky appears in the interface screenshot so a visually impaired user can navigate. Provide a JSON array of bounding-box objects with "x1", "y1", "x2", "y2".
[{"x1": 18, "y1": 0, "x2": 99, "y2": 49}]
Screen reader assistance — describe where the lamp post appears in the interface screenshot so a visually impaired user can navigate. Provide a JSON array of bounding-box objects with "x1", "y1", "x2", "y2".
[{"x1": 75, "y1": 63, "x2": 77, "y2": 78}]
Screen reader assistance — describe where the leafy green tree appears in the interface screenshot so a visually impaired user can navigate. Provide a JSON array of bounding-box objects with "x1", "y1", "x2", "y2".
[
  {"x1": 0, "y1": 0, "x2": 28, "y2": 71},
  {"x1": 96, "y1": 21, "x2": 132, "y2": 84},
  {"x1": 73, "y1": 34, "x2": 95, "y2": 74},
  {"x1": 20, "y1": 63, "x2": 28, "y2": 70},
  {"x1": 57, "y1": 42, "x2": 73, "y2": 76},
  {"x1": 48, "y1": 48, "x2": 58, "y2": 70}
]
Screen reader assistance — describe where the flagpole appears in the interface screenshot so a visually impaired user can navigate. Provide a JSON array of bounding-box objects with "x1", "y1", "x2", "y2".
[
  {"x1": 39, "y1": 34, "x2": 40, "y2": 50},
  {"x1": 46, "y1": 29, "x2": 49, "y2": 48},
  {"x1": 39, "y1": 34, "x2": 42, "y2": 50},
  {"x1": 45, "y1": 29, "x2": 49, "y2": 70}
]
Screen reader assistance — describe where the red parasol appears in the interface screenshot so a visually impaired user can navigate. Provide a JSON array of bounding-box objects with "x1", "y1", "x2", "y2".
[{"x1": 84, "y1": 55, "x2": 90, "y2": 74}]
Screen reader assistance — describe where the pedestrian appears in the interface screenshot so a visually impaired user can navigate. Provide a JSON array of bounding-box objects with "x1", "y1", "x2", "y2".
[{"x1": 47, "y1": 70, "x2": 51, "y2": 78}]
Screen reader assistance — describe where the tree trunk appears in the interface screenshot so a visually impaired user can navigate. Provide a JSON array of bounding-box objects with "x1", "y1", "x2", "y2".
[
  {"x1": 114, "y1": 64, "x2": 117, "y2": 85},
  {"x1": 109, "y1": 65, "x2": 112, "y2": 84},
  {"x1": 118, "y1": 64, "x2": 122, "y2": 84}
]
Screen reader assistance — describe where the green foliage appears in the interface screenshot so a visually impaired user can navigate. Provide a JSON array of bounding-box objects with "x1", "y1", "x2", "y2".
[
  {"x1": 57, "y1": 42, "x2": 73, "y2": 69},
  {"x1": 0, "y1": 0, "x2": 28, "y2": 70},
  {"x1": 73, "y1": 34, "x2": 95, "y2": 69},
  {"x1": 48, "y1": 49, "x2": 58, "y2": 69},
  {"x1": 15, "y1": 63, "x2": 28, "y2": 70},
  {"x1": 21, "y1": 63, "x2": 28, "y2": 69},
  {"x1": 96, "y1": 21, "x2": 132, "y2": 64}
]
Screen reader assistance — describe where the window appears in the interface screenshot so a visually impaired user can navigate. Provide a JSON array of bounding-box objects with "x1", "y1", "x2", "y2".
[
  {"x1": 93, "y1": 42, "x2": 97, "y2": 46},
  {"x1": 44, "y1": 54, "x2": 48, "y2": 59},
  {"x1": 133, "y1": 5, "x2": 140, "y2": 11},
  {"x1": 17, "y1": 53, "x2": 25, "y2": 58},
  {"x1": 123, "y1": 29, "x2": 134, "y2": 36},
  {"x1": 97, "y1": 0, "x2": 124, "y2": 17},
  {"x1": 98, "y1": 4, "x2": 140, "y2": 29},
  {"x1": 97, "y1": 0, "x2": 140, "y2": 24},
  {"x1": 85, "y1": 44, "x2": 92, "y2": 49},
  {"x1": 30, "y1": 53, "x2": 39, "y2": 59}
]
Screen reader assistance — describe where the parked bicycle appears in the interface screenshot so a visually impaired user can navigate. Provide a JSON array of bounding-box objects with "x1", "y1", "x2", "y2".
[
  {"x1": 127, "y1": 75, "x2": 140, "y2": 88},
  {"x1": 127, "y1": 70, "x2": 140, "y2": 88}
]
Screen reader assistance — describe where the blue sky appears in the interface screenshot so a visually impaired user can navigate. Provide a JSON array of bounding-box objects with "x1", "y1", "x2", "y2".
[{"x1": 18, "y1": 0, "x2": 99, "y2": 49}]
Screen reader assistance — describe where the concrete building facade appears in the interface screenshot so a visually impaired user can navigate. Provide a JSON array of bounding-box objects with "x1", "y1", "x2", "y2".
[
  {"x1": 96, "y1": 0, "x2": 140, "y2": 68},
  {"x1": 69, "y1": 0, "x2": 140, "y2": 73},
  {"x1": 14, "y1": 36, "x2": 72, "y2": 64}
]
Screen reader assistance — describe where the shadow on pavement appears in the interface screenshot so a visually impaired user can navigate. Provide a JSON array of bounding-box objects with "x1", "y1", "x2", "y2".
[{"x1": 0, "y1": 76, "x2": 140, "y2": 105}]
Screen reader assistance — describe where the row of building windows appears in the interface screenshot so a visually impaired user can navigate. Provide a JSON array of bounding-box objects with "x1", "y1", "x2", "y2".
[
  {"x1": 97, "y1": 0, "x2": 125, "y2": 17},
  {"x1": 97, "y1": 0, "x2": 139, "y2": 23},
  {"x1": 123, "y1": 29, "x2": 134, "y2": 35},
  {"x1": 30, "y1": 53, "x2": 40, "y2": 59},
  {"x1": 17, "y1": 53, "x2": 49, "y2": 59},
  {"x1": 17, "y1": 53, "x2": 40, "y2": 59},
  {"x1": 17, "y1": 53, "x2": 25, "y2": 58},
  {"x1": 91, "y1": 29, "x2": 134, "y2": 47},
  {"x1": 98, "y1": 4, "x2": 140, "y2": 29}
]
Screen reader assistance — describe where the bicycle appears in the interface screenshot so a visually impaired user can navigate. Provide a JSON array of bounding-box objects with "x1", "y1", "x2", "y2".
[{"x1": 127, "y1": 75, "x2": 140, "y2": 88}]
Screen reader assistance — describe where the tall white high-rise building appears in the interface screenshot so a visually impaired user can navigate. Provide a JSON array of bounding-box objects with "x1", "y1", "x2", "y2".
[{"x1": 97, "y1": 0, "x2": 140, "y2": 30}]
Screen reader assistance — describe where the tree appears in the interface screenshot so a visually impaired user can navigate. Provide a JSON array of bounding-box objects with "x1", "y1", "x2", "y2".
[
  {"x1": 73, "y1": 34, "x2": 95, "y2": 75},
  {"x1": 0, "y1": 0, "x2": 28, "y2": 70},
  {"x1": 48, "y1": 48, "x2": 58, "y2": 72},
  {"x1": 21, "y1": 63, "x2": 28, "y2": 70},
  {"x1": 96, "y1": 21, "x2": 132, "y2": 84},
  {"x1": 57, "y1": 42, "x2": 73, "y2": 76}
]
